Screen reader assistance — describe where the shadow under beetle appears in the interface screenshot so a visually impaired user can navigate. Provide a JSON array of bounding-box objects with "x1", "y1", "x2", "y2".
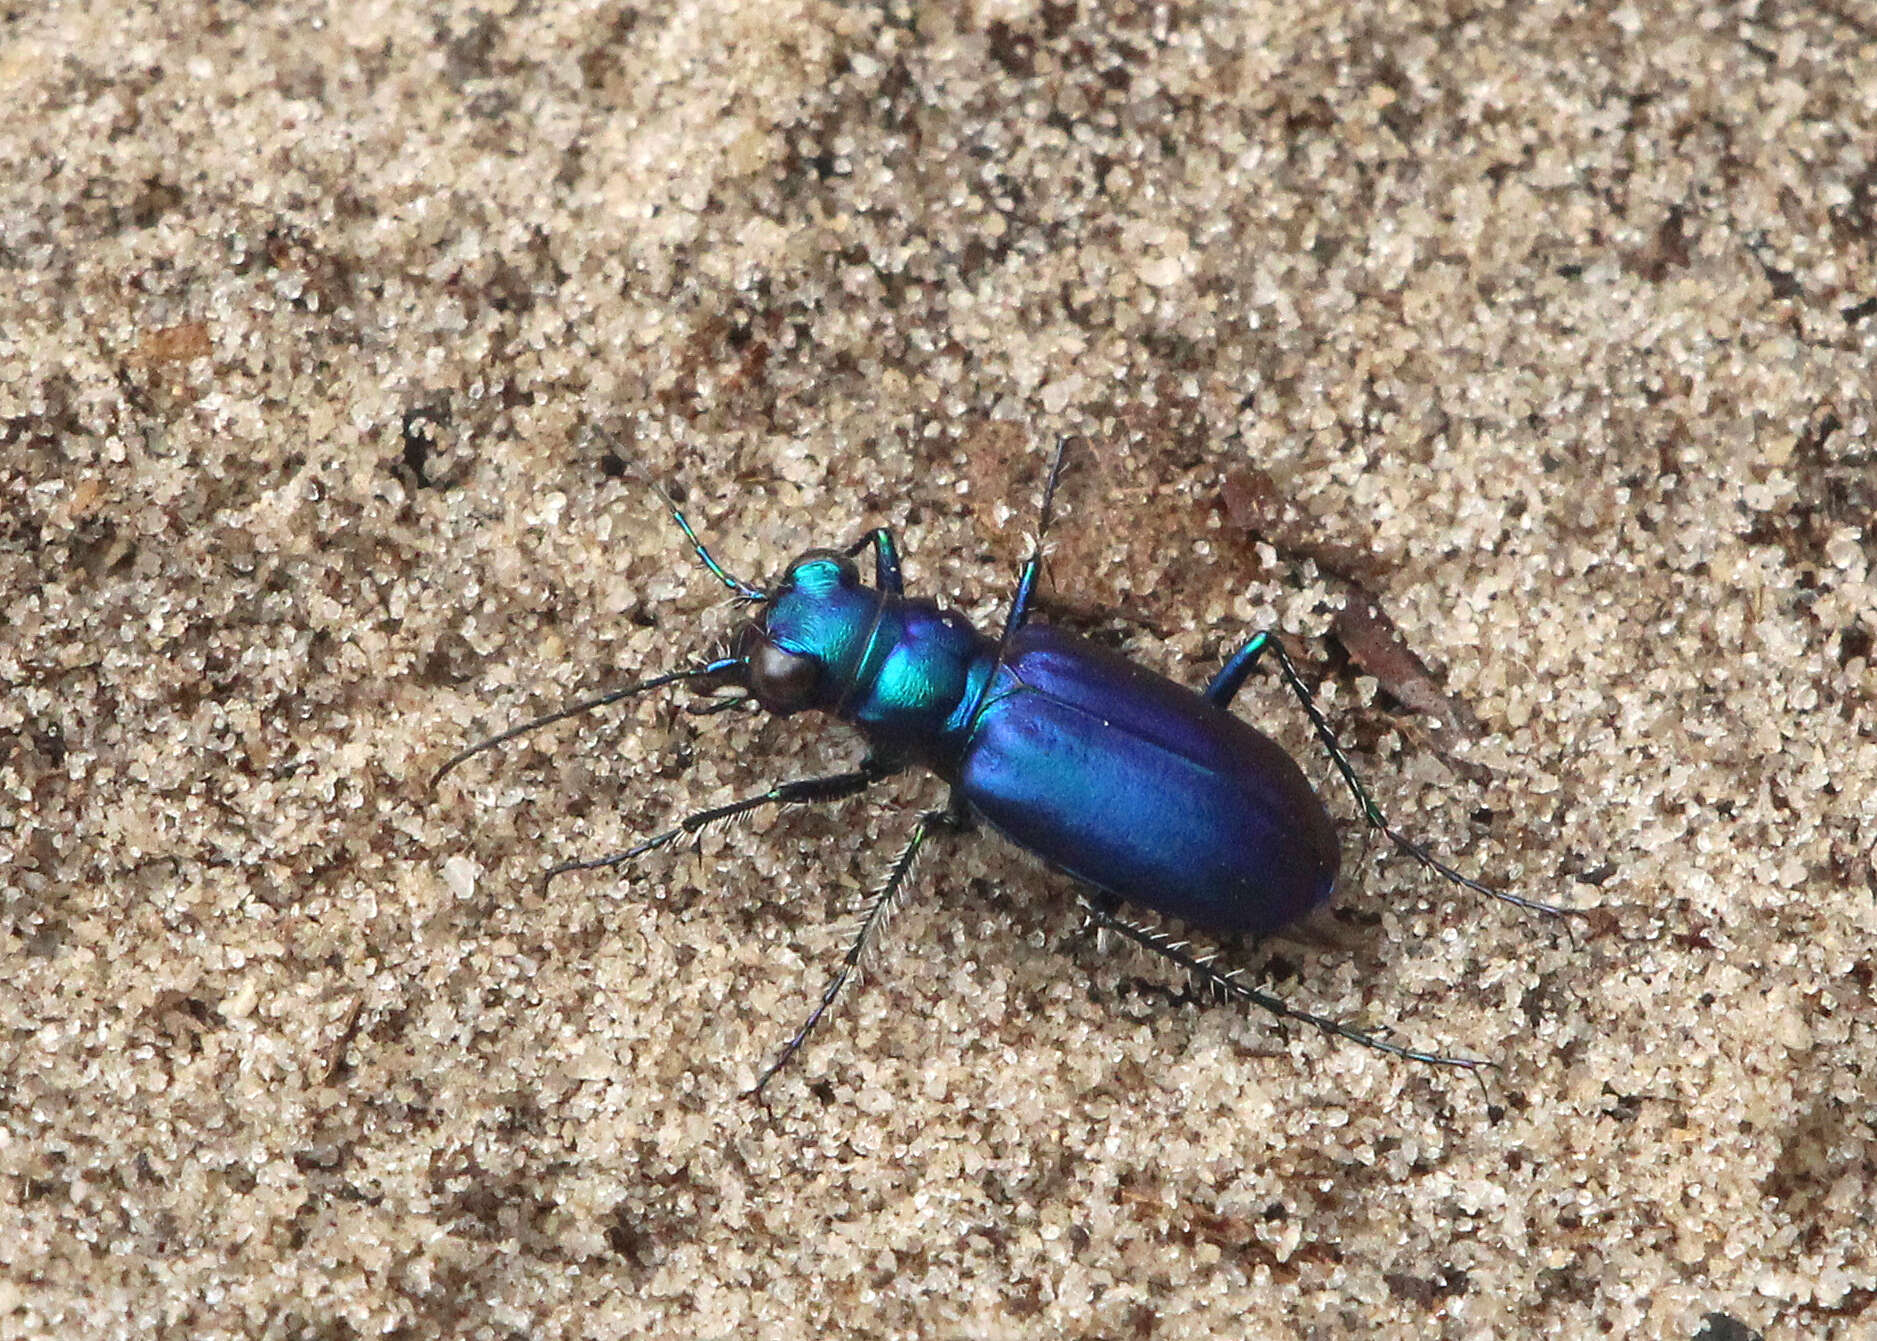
[{"x1": 435, "y1": 437, "x2": 1565, "y2": 1095}]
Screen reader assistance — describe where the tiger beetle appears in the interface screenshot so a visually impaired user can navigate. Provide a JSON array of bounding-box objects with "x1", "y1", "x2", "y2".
[{"x1": 434, "y1": 435, "x2": 1566, "y2": 1096}]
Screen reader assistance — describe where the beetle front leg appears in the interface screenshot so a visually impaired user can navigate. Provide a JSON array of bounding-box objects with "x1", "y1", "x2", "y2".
[
  {"x1": 844, "y1": 527, "x2": 904, "y2": 595},
  {"x1": 541, "y1": 758, "x2": 898, "y2": 891}
]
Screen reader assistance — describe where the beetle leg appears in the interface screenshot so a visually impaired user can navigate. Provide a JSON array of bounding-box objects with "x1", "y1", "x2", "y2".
[
  {"x1": 996, "y1": 434, "x2": 1074, "y2": 645},
  {"x1": 1076, "y1": 900, "x2": 1495, "y2": 1078},
  {"x1": 748, "y1": 803, "x2": 961, "y2": 1098},
  {"x1": 843, "y1": 527, "x2": 904, "y2": 595},
  {"x1": 1063, "y1": 890, "x2": 1122, "y2": 956},
  {"x1": 540, "y1": 759, "x2": 898, "y2": 891},
  {"x1": 1208, "y1": 630, "x2": 1574, "y2": 920},
  {"x1": 683, "y1": 693, "x2": 758, "y2": 717}
]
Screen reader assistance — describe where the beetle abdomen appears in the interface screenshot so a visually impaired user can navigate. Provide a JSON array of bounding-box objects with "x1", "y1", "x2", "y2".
[{"x1": 960, "y1": 627, "x2": 1340, "y2": 935}]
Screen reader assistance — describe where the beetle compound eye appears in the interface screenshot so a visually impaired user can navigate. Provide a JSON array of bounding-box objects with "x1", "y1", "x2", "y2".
[{"x1": 748, "y1": 641, "x2": 821, "y2": 714}]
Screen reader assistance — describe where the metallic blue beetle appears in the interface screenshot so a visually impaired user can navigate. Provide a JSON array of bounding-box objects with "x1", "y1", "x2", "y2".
[{"x1": 438, "y1": 440, "x2": 1551, "y2": 1092}]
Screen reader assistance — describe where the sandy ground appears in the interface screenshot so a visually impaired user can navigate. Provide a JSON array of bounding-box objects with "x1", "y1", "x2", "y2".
[{"x1": 3, "y1": 2, "x2": 1874, "y2": 1338}]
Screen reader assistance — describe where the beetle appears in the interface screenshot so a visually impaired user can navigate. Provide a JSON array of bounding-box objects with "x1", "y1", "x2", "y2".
[{"x1": 435, "y1": 436, "x2": 1561, "y2": 1093}]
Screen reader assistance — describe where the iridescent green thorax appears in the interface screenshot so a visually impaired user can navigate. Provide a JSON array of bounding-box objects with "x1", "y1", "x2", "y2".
[
  {"x1": 756, "y1": 552, "x2": 995, "y2": 772},
  {"x1": 760, "y1": 553, "x2": 881, "y2": 710}
]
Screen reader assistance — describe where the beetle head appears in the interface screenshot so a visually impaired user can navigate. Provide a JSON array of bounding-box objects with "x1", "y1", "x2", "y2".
[{"x1": 735, "y1": 549, "x2": 872, "y2": 716}]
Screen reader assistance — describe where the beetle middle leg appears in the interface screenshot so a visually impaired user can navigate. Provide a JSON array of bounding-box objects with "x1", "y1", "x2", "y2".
[
  {"x1": 749, "y1": 798, "x2": 967, "y2": 1098},
  {"x1": 993, "y1": 434, "x2": 1074, "y2": 648},
  {"x1": 1206, "y1": 630, "x2": 1571, "y2": 919}
]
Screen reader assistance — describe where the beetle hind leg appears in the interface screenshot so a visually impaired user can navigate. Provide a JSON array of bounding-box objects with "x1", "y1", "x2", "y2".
[
  {"x1": 1076, "y1": 899, "x2": 1495, "y2": 1077},
  {"x1": 1207, "y1": 630, "x2": 1575, "y2": 920}
]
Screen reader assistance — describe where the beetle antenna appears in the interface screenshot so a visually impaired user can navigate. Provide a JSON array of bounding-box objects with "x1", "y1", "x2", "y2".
[
  {"x1": 430, "y1": 657, "x2": 743, "y2": 788},
  {"x1": 588, "y1": 423, "x2": 767, "y2": 600},
  {"x1": 645, "y1": 476, "x2": 769, "y2": 601}
]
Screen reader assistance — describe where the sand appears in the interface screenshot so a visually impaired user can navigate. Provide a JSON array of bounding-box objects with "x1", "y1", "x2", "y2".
[{"x1": 3, "y1": 2, "x2": 1873, "y2": 1337}]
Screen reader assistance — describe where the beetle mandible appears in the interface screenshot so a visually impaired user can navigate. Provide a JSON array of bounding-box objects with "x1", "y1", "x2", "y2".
[{"x1": 435, "y1": 436, "x2": 1562, "y2": 1094}]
